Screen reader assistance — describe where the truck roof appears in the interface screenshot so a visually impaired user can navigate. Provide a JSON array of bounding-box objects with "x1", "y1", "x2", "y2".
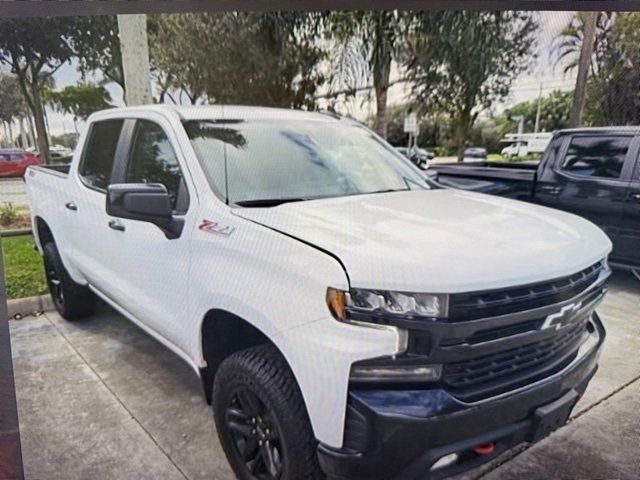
[
  {"x1": 556, "y1": 126, "x2": 640, "y2": 135},
  {"x1": 90, "y1": 104, "x2": 346, "y2": 123}
]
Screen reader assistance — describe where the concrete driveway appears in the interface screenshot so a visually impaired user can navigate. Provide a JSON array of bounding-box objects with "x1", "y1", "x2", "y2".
[{"x1": 8, "y1": 272, "x2": 640, "y2": 480}]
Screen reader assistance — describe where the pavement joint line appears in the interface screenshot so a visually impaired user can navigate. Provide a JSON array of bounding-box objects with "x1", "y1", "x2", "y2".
[
  {"x1": 45, "y1": 314, "x2": 192, "y2": 480},
  {"x1": 473, "y1": 374, "x2": 640, "y2": 480}
]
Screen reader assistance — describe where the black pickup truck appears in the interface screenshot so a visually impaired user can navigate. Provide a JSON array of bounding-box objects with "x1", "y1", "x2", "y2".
[{"x1": 430, "y1": 127, "x2": 640, "y2": 271}]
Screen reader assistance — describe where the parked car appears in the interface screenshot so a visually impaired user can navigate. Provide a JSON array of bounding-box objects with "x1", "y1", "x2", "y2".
[
  {"x1": 26, "y1": 106, "x2": 611, "y2": 480},
  {"x1": 395, "y1": 146, "x2": 434, "y2": 168},
  {"x1": 0, "y1": 148, "x2": 43, "y2": 177},
  {"x1": 463, "y1": 147, "x2": 488, "y2": 160},
  {"x1": 49, "y1": 144, "x2": 73, "y2": 163},
  {"x1": 431, "y1": 127, "x2": 640, "y2": 272}
]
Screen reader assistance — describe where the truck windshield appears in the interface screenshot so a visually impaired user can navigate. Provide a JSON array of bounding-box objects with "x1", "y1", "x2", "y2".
[{"x1": 184, "y1": 119, "x2": 428, "y2": 206}]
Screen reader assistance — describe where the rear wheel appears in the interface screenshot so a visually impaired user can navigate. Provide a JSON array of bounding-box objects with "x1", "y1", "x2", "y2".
[
  {"x1": 213, "y1": 345, "x2": 324, "y2": 480},
  {"x1": 43, "y1": 242, "x2": 96, "y2": 320}
]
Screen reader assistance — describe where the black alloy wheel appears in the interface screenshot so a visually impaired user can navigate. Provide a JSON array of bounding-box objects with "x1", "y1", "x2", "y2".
[{"x1": 225, "y1": 386, "x2": 284, "y2": 479}]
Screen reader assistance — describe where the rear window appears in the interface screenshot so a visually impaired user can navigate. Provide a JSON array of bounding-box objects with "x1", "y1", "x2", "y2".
[
  {"x1": 561, "y1": 135, "x2": 630, "y2": 179},
  {"x1": 79, "y1": 120, "x2": 124, "y2": 190}
]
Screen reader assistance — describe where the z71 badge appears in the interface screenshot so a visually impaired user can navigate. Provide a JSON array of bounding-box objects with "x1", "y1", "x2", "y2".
[{"x1": 198, "y1": 219, "x2": 235, "y2": 236}]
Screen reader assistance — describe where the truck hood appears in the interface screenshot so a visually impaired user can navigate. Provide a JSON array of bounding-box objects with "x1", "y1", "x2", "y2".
[{"x1": 232, "y1": 189, "x2": 612, "y2": 292}]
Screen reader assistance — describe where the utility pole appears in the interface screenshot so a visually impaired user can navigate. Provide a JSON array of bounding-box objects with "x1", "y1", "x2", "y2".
[
  {"x1": 117, "y1": 14, "x2": 153, "y2": 106},
  {"x1": 570, "y1": 11, "x2": 598, "y2": 127},
  {"x1": 534, "y1": 82, "x2": 543, "y2": 133}
]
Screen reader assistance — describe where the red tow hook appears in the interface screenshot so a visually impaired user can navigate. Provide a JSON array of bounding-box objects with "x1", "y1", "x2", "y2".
[{"x1": 472, "y1": 442, "x2": 495, "y2": 455}]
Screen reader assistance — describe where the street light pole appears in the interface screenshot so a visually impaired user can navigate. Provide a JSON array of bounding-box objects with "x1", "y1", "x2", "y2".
[
  {"x1": 534, "y1": 81, "x2": 543, "y2": 133},
  {"x1": 117, "y1": 14, "x2": 153, "y2": 106}
]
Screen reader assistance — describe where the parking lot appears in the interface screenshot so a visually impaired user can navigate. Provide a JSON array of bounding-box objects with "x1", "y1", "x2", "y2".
[{"x1": 7, "y1": 271, "x2": 640, "y2": 480}]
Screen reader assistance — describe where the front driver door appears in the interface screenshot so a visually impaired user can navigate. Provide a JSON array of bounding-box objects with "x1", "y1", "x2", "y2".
[{"x1": 103, "y1": 116, "x2": 196, "y2": 353}]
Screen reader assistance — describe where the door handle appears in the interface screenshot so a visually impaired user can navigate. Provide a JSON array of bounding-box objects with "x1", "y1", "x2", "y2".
[
  {"x1": 108, "y1": 219, "x2": 126, "y2": 232},
  {"x1": 65, "y1": 201, "x2": 78, "y2": 211},
  {"x1": 630, "y1": 193, "x2": 640, "y2": 202},
  {"x1": 540, "y1": 185, "x2": 561, "y2": 195}
]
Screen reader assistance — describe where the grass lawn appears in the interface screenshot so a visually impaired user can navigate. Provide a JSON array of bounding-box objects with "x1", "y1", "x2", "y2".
[{"x1": 1, "y1": 234, "x2": 47, "y2": 299}]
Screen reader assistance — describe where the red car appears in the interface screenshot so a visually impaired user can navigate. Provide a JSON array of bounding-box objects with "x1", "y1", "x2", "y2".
[{"x1": 0, "y1": 149, "x2": 43, "y2": 177}]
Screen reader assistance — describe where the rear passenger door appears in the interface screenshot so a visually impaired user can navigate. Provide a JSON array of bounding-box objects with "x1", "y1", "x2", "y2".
[
  {"x1": 70, "y1": 118, "x2": 126, "y2": 292},
  {"x1": 538, "y1": 133, "x2": 634, "y2": 258}
]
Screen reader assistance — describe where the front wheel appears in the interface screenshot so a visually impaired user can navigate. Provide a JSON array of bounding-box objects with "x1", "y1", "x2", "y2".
[{"x1": 213, "y1": 345, "x2": 324, "y2": 480}]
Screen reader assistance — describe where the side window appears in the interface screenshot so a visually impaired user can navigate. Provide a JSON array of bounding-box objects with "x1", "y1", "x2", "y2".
[
  {"x1": 79, "y1": 120, "x2": 124, "y2": 190},
  {"x1": 126, "y1": 120, "x2": 187, "y2": 212},
  {"x1": 561, "y1": 135, "x2": 630, "y2": 179},
  {"x1": 543, "y1": 135, "x2": 564, "y2": 166}
]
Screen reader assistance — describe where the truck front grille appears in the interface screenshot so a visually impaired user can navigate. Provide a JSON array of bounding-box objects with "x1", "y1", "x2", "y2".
[
  {"x1": 425, "y1": 260, "x2": 609, "y2": 402},
  {"x1": 442, "y1": 320, "x2": 588, "y2": 402}
]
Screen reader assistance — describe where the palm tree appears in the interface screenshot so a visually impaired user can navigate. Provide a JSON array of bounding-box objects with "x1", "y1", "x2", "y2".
[
  {"x1": 327, "y1": 11, "x2": 409, "y2": 139},
  {"x1": 552, "y1": 12, "x2": 615, "y2": 75}
]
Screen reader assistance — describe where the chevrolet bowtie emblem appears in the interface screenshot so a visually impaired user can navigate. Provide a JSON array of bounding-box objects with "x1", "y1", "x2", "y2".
[{"x1": 541, "y1": 302, "x2": 583, "y2": 331}]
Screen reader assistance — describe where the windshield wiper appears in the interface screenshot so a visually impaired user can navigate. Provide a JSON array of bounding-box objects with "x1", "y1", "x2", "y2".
[{"x1": 234, "y1": 198, "x2": 306, "y2": 207}]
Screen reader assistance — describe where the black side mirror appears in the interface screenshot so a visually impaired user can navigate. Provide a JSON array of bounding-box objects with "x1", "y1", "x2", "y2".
[{"x1": 106, "y1": 183, "x2": 184, "y2": 239}]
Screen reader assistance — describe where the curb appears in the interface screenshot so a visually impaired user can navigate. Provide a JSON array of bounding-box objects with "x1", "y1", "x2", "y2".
[
  {"x1": 0, "y1": 228, "x2": 32, "y2": 237},
  {"x1": 7, "y1": 294, "x2": 53, "y2": 319}
]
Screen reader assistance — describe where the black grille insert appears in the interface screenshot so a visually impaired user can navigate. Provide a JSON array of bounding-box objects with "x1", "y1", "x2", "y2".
[
  {"x1": 449, "y1": 262, "x2": 604, "y2": 321},
  {"x1": 443, "y1": 321, "x2": 588, "y2": 402}
]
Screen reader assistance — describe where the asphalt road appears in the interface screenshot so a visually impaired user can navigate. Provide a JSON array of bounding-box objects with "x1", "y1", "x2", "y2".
[
  {"x1": 0, "y1": 178, "x2": 28, "y2": 208},
  {"x1": 8, "y1": 271, "x2": 640, "y2": 480}
]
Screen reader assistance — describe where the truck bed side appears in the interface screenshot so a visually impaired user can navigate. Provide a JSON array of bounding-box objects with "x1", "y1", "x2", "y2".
[
  {"x1": 430, "y1": 161, "x2": 538, "y2": 200},
  {"x1": 24, "y1": 164, "x2": 73, "y2": 255}
]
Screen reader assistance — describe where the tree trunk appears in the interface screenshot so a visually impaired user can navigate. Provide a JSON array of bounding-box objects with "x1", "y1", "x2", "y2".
[
  {"x1": 570, "y1": 12, "x2": 598, "y2": 127},
  {"x1": 455, "y1": 113, "x2": 471, "y2": 162},
  {"x1": 27, "y1": 115, "x2": 37, "y2": 148},
  {"x1": 30, "y1": 82, "x2": 50, "y2": 162},
  {"x1": 7, "y1": 121, "x2": 14, "y2": 147},
  {"x1": 19, "y1": 117, "x2": 28, "y2": 149},
  {"x1": 374, "y1": 83, "x2": 388, "y2": 138}
]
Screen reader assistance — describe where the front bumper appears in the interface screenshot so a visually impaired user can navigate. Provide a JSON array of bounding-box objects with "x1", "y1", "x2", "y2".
[{"x1": 318, "y1": 313, "x2": 605, "y2": 480}]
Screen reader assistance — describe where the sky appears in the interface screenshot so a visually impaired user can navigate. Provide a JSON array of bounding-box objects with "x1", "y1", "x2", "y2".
[{"x1": 5, "y1": 11, "x2": 577, "y2": 139}]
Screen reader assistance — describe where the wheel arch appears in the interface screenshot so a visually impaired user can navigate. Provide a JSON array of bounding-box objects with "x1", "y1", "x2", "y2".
[
  {"x1": 34, "y1": 216, "x2": 55, "y2": 251},
  {"x1": 199, "y1": 309, "x2": 292, "y2": 404}
]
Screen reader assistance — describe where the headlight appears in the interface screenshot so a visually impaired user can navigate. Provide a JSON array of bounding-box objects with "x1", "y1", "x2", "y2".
[
  {"x1": 326, "y1": 287, "x2": 449, "y2": 322},
  {"x1": 350, "y1": 363, "x2": 442, "y2": 383}
]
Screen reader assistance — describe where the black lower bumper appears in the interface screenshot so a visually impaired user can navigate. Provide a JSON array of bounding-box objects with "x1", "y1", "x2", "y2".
[{"x1": 318, "y1": 314, "x2": 604, "y2": 480}]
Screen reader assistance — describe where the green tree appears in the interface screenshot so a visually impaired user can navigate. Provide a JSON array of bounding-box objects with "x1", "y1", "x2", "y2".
[
  {"x1": 0, "y1": 73, "x2": 28, "y2": 146},
  {"x1": 149, "y1": 12, "x2": 326, "y2": 109},
  {"x1": 328, "y1": 11, "x2": 410, "y2": 138},
  {"x1": 0, "y1": 18, "x2": 77, "y2": 161},
  {"x1": 45, "y1": 83, "x2": 114, "y2": 121},
  {"x1": 402, "y1": 12, "x2": 537, "y2": 161},
  {"x1": 70, "y1": 16, "x2": 124, "y2": 93},
  {"x1": 502, "y1": 90, "x2": 572, "y2": 133},
  {"x1": 585, "y1": 13, "x2": 640, "y2": 125},
  {"x1": 0, "y1": 73, "x2": 27, "y2": 123}
]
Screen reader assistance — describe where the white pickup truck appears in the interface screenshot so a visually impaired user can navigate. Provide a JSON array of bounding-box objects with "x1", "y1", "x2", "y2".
[{"x1": 26, "y1": 105, "x2": 611, "y2": 480}]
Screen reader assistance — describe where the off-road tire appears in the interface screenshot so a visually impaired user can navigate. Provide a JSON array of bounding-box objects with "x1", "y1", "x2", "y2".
[
  {"x1": 43, "y1": 242, "x2": 96, "y2": 320},
  {"x1": 213, "y1": 344, "x2": 324, "y2": 480}
]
